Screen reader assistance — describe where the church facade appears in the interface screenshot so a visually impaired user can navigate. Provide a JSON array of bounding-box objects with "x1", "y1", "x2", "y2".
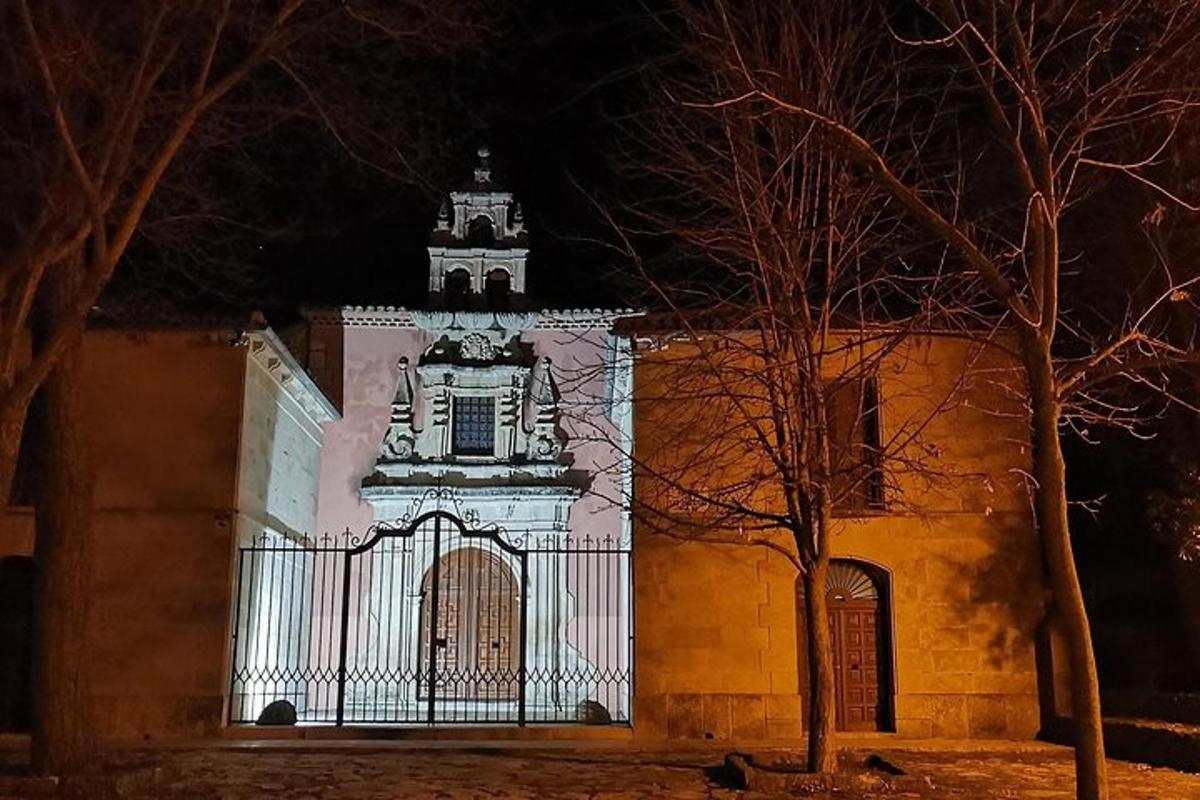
[
  {"x1": 0, "y1": 150, "x2": 1050, "y2": 742},
  {"x1": 226, "y1": 151, "x2": 636, "y2": 727}
]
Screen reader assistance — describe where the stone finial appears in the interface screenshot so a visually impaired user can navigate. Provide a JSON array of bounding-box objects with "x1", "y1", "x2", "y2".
[
  {"x1": 393, "y1": 357, "x2": 413, "y2": 407},
  {"x1": 533, "y1": 357, "x2": 558, "y2": 406},
  {"x1": 474, "y1": 145, "x2": 492, "y2": 183},
  {"x1": 525, "y1": 356, "x2": 565, "y2": 462}
]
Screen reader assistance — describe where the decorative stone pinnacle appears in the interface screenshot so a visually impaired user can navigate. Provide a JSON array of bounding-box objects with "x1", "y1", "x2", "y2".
[
  {"x1": 474, "y1": 145, "x2": 492, "y2": 183},
  {"x1": 393, "y1": 357, "x2": 413, "y2": 407}
]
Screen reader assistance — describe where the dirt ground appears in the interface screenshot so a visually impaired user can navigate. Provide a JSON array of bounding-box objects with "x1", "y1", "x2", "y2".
[{"x1": 4, "y1": 741, "x2": 1199, "y2": 799}]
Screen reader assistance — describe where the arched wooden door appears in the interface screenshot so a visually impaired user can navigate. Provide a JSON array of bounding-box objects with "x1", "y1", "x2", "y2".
[
  {"x1": 419, "y1": 547, "x2": 519, "y2": 700},
  {"x1": 797, "y1": 560, "x2": 893, "y2": 732}
]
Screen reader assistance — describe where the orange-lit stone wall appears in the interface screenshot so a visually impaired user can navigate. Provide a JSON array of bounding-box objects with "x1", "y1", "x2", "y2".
[{"x1": 632, "y1": 334, "x2": 1044, "y2": 740}]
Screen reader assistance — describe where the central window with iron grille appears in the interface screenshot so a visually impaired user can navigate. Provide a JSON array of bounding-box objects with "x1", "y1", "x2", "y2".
[{"x1": 452, "y1": 396, "x2": 495, "y2": 456}]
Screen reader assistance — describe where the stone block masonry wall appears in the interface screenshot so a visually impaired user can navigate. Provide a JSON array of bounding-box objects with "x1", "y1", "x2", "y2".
[
  {"x1": 634, "y1": 539, "x2": 804, "y2": 741},
  {"x1": 842, "y1": 513, "x2": 1042, "y2": 738},
  {"x1": 1, "y1": 329, "x2": 335, "y2": 741},
  {"x1": 633, "y1": 510, "x2": 1042, "y2": 740},
  {"x1": 75, "y1": 331, "x2": 246, "y2": 740},
  {"x1": 631, "y1": 334, "x2": 1044, "y2": 741}
]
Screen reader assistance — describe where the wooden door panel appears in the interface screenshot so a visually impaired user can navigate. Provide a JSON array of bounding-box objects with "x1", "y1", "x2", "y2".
[
  {"x1": 421, "y1": 548, "x2": 520, "y2": 701},
  {"x1": 829, "y1": 599, "x2": 884, "y2": 732}
]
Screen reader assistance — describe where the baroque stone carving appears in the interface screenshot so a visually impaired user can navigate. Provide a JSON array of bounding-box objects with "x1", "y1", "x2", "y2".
[
  {"x1": 525, "y1": 357, "x2": 566, "y2": 463},
  {"x1": 379, "y1": 358, "x2": 417, "y2": 463},
  {"x1": 381, "y1": 430, "x2": 414, "y2": 461},
  {"x1": 460, "y1": 332, "x2": 497, "y2": 362},
  {"x1": 533, "y1": 435, "x2": 562, "y2": 460}
]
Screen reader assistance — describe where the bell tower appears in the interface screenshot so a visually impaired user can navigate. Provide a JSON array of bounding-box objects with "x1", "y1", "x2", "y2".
[{"x1": 428, "y1": 146, "x2": 530, "y2": 310}]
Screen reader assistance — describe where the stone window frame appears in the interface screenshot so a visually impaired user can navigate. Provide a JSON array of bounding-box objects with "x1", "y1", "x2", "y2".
[
  {"x1": 416, "y1": 363, "x2": 530, "y2": 464},
  {"x1": 451, "y1": 394, "x2": 497, "y2": 457}
]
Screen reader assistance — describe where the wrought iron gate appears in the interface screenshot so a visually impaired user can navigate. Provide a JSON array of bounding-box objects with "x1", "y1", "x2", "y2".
[{"x1": 228, "y1": 508, "x2": 631, "y2": 726}]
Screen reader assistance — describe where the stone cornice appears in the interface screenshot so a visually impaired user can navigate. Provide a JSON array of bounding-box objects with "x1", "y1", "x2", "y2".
[
  {"x1": 427, "y1": 246, "x2": 530, "y2": 257},
  {"x1": 368, "y1": 461, "x2": 572, "y2": 482},
  {"x1": 304, "y1": 306, "x2": 642, "y2": 331},
  {"x1": 360, "y1": 483, "x2": 581, "y2": 501},
  {"x1": 244, "y1": 328, "x2": 341, "y2": 425}
]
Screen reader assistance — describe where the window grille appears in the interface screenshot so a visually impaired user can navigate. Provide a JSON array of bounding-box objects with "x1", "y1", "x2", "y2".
[{"x1": 453, "y1": 396, "x2": 495, "y2": 456}]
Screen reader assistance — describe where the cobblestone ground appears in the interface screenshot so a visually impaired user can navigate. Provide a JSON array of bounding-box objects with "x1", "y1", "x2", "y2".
[{"x1": 22, "y1": 742, "x2": 1196, "y2": 799}]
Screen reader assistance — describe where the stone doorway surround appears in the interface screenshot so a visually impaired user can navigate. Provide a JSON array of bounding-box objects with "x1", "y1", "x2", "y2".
[{"x1": 796, "y1": 559, "x2": 895, "y2": 733}]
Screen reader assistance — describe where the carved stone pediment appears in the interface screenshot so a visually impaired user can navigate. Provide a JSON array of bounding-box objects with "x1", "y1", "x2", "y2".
[{"x1": 419, "y1": 333, "x2": 535, "y2": 368}]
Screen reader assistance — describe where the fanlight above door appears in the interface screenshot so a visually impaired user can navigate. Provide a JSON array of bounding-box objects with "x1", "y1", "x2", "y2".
[{"x1": 825, "y1": 561, "x2": 878, "y2": 601}]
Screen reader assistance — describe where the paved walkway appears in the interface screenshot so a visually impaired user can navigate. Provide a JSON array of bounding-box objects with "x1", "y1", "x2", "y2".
[{"x1": 3, "y1": 741, "x2": 1195, "y2": 799}]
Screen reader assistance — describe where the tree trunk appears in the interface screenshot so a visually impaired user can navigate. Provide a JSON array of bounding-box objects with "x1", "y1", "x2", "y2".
[
  {"x1": 0, "y1": 400, "x2": 28, "y2": 506},
  {"x1": 1025, "y1": 338, "x2": 1107, "y2": 800},
  {"x1": 29, "y1": 263, "x2": 95, "y2": 776},
  {"x1": 803, "y1": 558, "x2": 837, "y2": 774}
]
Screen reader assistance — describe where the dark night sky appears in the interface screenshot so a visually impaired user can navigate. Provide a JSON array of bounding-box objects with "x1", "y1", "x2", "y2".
[{"x1": 247, "y1": 0, "x2": 656, "y2": 314}]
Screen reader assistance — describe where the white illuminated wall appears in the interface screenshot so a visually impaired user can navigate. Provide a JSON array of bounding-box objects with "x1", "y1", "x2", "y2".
[{"x1": 231, "y1": 332, "x2": 334, "y2": 722}]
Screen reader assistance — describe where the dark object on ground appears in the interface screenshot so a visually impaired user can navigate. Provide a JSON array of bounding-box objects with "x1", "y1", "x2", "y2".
[
  {"x1": 713, "y1": 753, "x2": 890, "y2": 794},
  {"x1": 576, "y1": 700, "x2": 612, "y2": 725},
  {"x1": 865, "y1": 752, "x2": 907, "y2": 775},
  {"x1": 256, "y1": 700, "x2": 297, "y2": 726}
]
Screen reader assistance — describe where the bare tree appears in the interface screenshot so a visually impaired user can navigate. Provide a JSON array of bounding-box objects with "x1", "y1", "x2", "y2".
[
  {"x1": 0, "y1": 0, "x2": 483, "y2": 775},
  {"x1": 680, "y1": 2, "x2": 1200, "y2": 797},
  {"x1": 0, "y1": 0, "x2": 482, "y2": 505},
  {"x1": 599, "y1": 2, "x2": 989, "y2": 772}
]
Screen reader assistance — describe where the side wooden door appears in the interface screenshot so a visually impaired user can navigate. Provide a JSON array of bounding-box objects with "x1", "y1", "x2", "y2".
[{"x1": 828, "y1": 596, "x2": 881, "y2": 731}]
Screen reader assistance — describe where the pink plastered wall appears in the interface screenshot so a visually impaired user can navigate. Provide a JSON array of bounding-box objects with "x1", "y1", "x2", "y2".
[{"x1": 312, "y1": 321, "x2": 627, "y2": 541}]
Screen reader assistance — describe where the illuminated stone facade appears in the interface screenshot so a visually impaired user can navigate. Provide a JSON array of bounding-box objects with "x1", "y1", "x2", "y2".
[
  {"x1": 632, "y1": 335, "x2": 1045, "y2": 739},
  {"x1": 292, "y1": 153, "x2": 636, "y2": 725},
  {"x1": 0, "y1": 151, "x2": 1047, "y2": 743}
]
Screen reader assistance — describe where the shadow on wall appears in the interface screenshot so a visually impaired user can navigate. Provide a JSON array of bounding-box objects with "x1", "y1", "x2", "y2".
[
  {"x1": 0, "y1": 555, "x2": 34, "y2": 732},
  {"x1": 343, "y1": 351, "x2": 405, "y2": 506},
  {"x1": 938, "y1": 518, "x2": 1044, "y2": 673}
]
